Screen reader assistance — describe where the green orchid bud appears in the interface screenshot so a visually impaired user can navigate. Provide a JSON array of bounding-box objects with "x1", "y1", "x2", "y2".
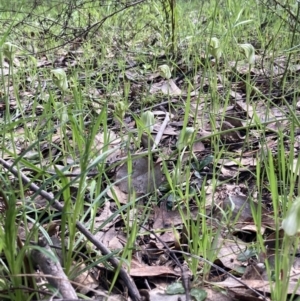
[
  {"x1": 51, "y1": 68, "x2": 68, "y2": 92},
  {"x1": 282, "y1": 197, "x2": 300, "y2": 236},
  {"x1": 141, "y1": 111, "x2": 155, "y2": 133},
  {"x1": 176, "y1": 127, "x2": 195, "y2": 151},
  {"x1": 158, "y1": 64, "x2": 172, "y2": 79},
  {"x1": 208, "y1": 37, "x2": 222, "y2": 60},
  {"x1": 115, "y1": 101, "x2": 127, "y2": 120},
  {"x1": 239, "y1": 43, "x2": 255, "y2": 65},
  {"x1": 2, "y1": 42, "x2": 18, "y2": 60}
]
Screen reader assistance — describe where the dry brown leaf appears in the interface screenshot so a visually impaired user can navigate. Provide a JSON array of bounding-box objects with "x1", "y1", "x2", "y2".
[
  {"x1": 219, "y1": 166, "x2": 239, "y2": 178},
  {"x1": 220, "y1": 120, "x2": 244, "y2": 142},
  {"x1": 235, "y1": 100, "x2": 255, "y2": 118},
  {"x1": 115, "y1": 157, "x2": 163, "y2": 194},
  {"x1": 192, "y1": 139, "x2": 205, "y2": 152},
  {"x1": 94, "y1": 201, "x2": 118, "y2": 231},
  {"x1": 93, "y1": 131, "x2": 122, "y2": 163},
  {"x1": 150, "y1": 79, "x2": 181, "y2": 95},
  {"x1": 214, "y1": 277, "x2": 300, "y2": 296},
  {"x1": 107, "y1": 185, "x2": 128, "y2": 204},
  {"x1": 155, "y1": 231, "x2": 177, "y2": 249},
  {"x1": 216, "y1": 236, "x2": 247, "y2": 271},
  {"x1": 241, "y1": 224, "x2": 266, "y2": 235},
  {"x1": 218, "y1": 157, "x2": 257, "y2": 167},
  {"x1": 203, "y1": 287, "x2": 233, "y2": 301},
  {"x1": 153, "y1": 205, "x2": 173, "y2": 229},
  {"x1": 229, "y1": 90, "x2": 244, "y2": 101},
  {"x1": 72, "y1": 263, "x2": 98, "y2": 294},
  {"x1": 101, "y1": 226, "x2": 123, "y2": 250},
  {"x1": 242, "y1": 261, "x2": 266, "y2": 280},
  {"x1": 130, "y1": 261, "x2": 180, "y2": 277},
  {"x1": 156, "y1": 126, "x2": 178, "y2": 136}
]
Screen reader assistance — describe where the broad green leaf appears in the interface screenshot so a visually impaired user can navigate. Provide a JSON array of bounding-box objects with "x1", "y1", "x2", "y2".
[
  {"x1": 237, "y1": 248, "x2": 257, "y2": 261},
  {"x1": 166, "y1": 282, "x2": 185, "y2": 294},
  {"x1": 190, "y1": 288, "x2": 207, "y2": 301},
  {"x1": 198, "y1": 155, "x2": 213, "y2": 171}
]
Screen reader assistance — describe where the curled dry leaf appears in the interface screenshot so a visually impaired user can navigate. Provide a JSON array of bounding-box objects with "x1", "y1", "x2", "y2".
[
  {"x1": 93, "y1": 130, "x2": 122, "y2": 163},
  {"x1": 150, "y1": 79, "x2": 181, "y2": 95},
  {"x1": 220, "y1": 120, "x2": 244, "y2": 142},
  {"x1": 93, "y1": 201, "x2": 119, "y2": 231}
]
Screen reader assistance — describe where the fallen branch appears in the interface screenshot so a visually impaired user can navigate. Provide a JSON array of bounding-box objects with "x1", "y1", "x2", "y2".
[
  {"x1": 31, "y1": 238, "x2": 77, "y2": 299},
  {"x1": 0, "y1": 158, "x2": 141, "y2": 301}
]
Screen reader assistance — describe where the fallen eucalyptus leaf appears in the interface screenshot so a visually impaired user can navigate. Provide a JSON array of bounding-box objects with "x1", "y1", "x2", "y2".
[{"x1": 115, "y1": 157, "x2": 163, "y2": 194}]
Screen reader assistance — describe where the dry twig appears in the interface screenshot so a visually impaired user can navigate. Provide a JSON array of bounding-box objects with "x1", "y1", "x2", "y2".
[
  {"x1": 31, "y1": 238, "x2": 77, "y2": 299},
  {"x1": 0, "y1": 158, "x2": 141, "y2": 301}
]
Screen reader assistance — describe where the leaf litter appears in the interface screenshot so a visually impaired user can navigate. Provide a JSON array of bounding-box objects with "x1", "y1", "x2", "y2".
[{"x1": 2, "y1": 2, "x2": 300, "y2": 301}]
